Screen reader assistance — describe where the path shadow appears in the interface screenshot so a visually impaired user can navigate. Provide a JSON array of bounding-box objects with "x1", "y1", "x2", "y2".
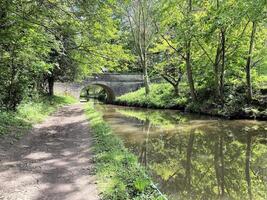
[{"x1": 0, "y1": 105, "x2": 99, "y2": 200}]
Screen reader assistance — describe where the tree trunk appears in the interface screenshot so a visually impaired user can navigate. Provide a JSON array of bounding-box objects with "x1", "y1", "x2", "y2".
[
  {"x1": 143, "y1": 60, "x2": 150, "y2": 95},
  {"x1": 219, "y1": 29, "x2": 226, "y2": 102},
  {"x1": 186, "y1": 43, "x2": 197, "y2": 101},
  {"x1": 8, "y1": 53, "x2": 18, "y2": 110},
  {"x1": 127, "y1": 0, "x2": 151, "y2": 95},
  {"x1": 162, "y1": 75, "x2": 181, "y2": 96},
  {"x1": 142, "y1": 5, "x2": 150, "y2": 95},
  {"x1": 48, "y1": 76, "x2": 54, "y2": 96},
  {"x1": 186, "y1": 0, "x2": 197, "y2": 101},
  {"x1": 86, "y1": 89, "x2": 90, "y2": 101},
  {"x1": 174, "y1": 84, "x2": 179, "y2": 95},
  {"x1": 214, "y1": 43, "x2": 221, "y2": 98},
  {"x1": 215, "y1": 0, "x2": 224, "y2": 102},
  {"x1": 246, "y1": 21, "x2": 257, "y2": 102}
]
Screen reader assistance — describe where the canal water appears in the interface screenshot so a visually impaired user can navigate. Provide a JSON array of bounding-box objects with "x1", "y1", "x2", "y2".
[{"x1": 96, "y1": 104, "x2": 267, "y2": 200}]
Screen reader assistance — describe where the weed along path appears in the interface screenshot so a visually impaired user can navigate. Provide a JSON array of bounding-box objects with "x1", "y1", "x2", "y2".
[{"x1": 0, "y1": 103, "x2": 99, "y2": 200}]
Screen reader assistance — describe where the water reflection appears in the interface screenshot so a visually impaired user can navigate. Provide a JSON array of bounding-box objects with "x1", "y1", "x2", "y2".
[{"x1": 98, "y1": 104, "x2": 267, "y2": 200}]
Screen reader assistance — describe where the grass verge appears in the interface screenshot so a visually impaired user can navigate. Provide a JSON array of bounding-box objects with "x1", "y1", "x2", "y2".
[
  {"x1": 116, "y1": 83, "x2": 267, "y2": 120},
  {"x1": 0, "y1": 95, "x2": 77, "y2": 138},
  {"x1": 84, "y1": 102, "x2": 167, "y2": 200},
  {"x1": 116, "y1": 83, "x2": 187, "y2": 109}
]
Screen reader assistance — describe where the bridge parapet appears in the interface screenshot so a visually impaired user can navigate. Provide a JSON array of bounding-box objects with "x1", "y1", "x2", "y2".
[
  {"x1": 85, "y1": 73, "x2": 144, "y2": 82},
  {"x1": 54, "y1": 73, "x2": 144, "y2": 101}
]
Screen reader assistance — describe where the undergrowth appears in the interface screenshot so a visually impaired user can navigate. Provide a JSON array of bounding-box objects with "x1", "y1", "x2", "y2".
[
  {"x1": 116, "y1": 83, "x2": 267, "y2": 119},
  {"x1": 84, "y1": 103, "x2": 167, "y2": 200},
  {"x1": 116, "y1": 83, "x2": 187, "y2": 109},
  {"x1": 0, "y1": 95, "x2": 76, "y2": 137}
]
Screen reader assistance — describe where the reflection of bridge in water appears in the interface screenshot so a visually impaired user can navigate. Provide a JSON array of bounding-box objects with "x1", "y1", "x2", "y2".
[{"x1": 54, "y1": 73, "x2": 144, "y2": 102}]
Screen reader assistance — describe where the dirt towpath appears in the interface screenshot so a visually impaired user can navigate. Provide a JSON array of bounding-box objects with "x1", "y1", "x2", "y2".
[{"x1": 0, "y1": 104, "x2": 99, "y2": 200}]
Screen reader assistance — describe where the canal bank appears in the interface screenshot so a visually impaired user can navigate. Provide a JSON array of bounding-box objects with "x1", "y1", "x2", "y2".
[
  {"x1": 114, "y1": 84, "x2": 267, "y2": 120},
  {"x1": 84, "y1": 102, "x2": 167, "y2": 200},
  {"x1": 94, "y1": 103, "x2": 267, "y2": 200}
]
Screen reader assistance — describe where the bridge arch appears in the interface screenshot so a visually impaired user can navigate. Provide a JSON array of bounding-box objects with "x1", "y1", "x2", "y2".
[
  {"x1": 80, "y1": 83, "x2": 115, "y2": 102},
  {"x1": 53, "y1": 73, "x2": 144, "y2": 101}
]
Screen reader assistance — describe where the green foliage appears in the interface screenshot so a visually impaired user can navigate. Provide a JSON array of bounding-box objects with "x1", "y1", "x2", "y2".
[
  {"x1": 117, "y1": 84, "x2": 188, "y2": 109},
  {"x1": 1, "y1": 0, "x2": 266, "y2": 115},
  {"x1": 0, "y1": 95, "x2": 76, "y2": 137},
  {"x1": 84, "y1": 103, "x2": 167, "y2": 200},
  {"x1": 149, "y1": 0, "x2": 267, "y2": 102},
  {"x1": 0, "y1": 0, "x2": 133, "y2": 110},
  {"x1": 17, "y1": 95, "x2": 76, "y2": 123},
  {"x1": 0, "y1": 111, "x2": 30, "y2": 138},
  {"x1": 117, "y1": 82, "x2": 267, "y2": 119},
  {"x1": 134, "y1": 178, "x2": 151, "y2": 192}
]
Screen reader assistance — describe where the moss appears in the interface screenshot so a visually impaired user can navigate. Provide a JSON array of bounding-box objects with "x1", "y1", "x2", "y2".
[{"x1": 84, "y1": 103, "x2": 167, "y2": 200}]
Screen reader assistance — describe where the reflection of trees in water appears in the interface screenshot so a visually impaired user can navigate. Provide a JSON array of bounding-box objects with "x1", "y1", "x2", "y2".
[
  {"x1": 138, "y1": 119, "x2": 151, "y2": 167},
  {"x1": 246, "y1": 133, "x2": 252, "y2": 200},
  {"x1": 115, "y1": 106, "x2": 267, "y2": 199},
  {"x1": 214, "y1": 135, "x2": 225, "y2": 199},
  {"x1": 117, "y1": 108, "x2": 188, "y2": 129},
  {"x1": 185, "y1": 133, "x2": 194, "y2": 192},
  {"x1": 130, "y1": 122, "x2": 267, "y2": 200}
]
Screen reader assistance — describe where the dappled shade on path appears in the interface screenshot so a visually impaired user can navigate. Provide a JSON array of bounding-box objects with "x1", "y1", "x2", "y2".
[{"x1": 0, "y1": 104, "x2": 99, "y2": 200}]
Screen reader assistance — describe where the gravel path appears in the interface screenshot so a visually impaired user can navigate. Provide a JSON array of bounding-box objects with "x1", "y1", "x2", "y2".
[{"x1": 0, "y1": 104, "x2": 99, "y2": 200}]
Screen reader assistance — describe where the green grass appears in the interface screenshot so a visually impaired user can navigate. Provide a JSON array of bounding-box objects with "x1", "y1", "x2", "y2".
[
  {"x1": 116, "y1": 83, "x2": 187, "y2": 109},
  {"x1": 84, "y1": 103, "x2": 167, "y2": 200},
  {"x1": 116, "y1": 83, "x2": 267, "y2": 119},
  {"x1": 0, "y1": 95, "x2": 77, "y2": 137},
  {"x1": 257, "y1": 75, "x2": 267, "y2": 89}
]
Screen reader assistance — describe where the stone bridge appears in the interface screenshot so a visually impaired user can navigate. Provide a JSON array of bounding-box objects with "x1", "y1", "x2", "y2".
[{"x1": 54, "y1": 73, "x2": 144, "y2": 102}]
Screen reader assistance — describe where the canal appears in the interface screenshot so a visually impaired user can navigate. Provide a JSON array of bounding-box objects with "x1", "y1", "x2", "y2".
[{"x1": 96, "y1": 103, "x2": 267, "y2": 200}]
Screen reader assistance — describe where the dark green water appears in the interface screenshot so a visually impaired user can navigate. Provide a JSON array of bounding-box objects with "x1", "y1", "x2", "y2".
[{"x1": 97, "y1": 104, "x2": 267, "y2": 200}]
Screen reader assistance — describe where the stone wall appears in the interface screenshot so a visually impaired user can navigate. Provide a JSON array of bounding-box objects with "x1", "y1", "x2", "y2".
[{"x1": 54, "y1": 74, "x2": 144, "y2": 101}]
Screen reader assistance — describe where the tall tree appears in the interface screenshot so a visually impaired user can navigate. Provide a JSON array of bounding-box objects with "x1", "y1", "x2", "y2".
[
  {"x1": 125, "y1": 0, "x2": 156, "y2": 94},
  {"x1": 151, "y1": 42, "x2": 184, "y2": 95},
  {"x1": 185, "y1": 0, "x2": 197, "y2": 101},
  {"x1": 0, "y1": 0, "x2": 60, "y2": 109},
  {"x1": 243, "y1": 0, "x2": 266, "y2": 101},
  {"x1": 246, "y1": 21, "x2": 257, "y2": 101},
  {"x1": 152, "y1": 0, "x2": 198, "y2": 100}
]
